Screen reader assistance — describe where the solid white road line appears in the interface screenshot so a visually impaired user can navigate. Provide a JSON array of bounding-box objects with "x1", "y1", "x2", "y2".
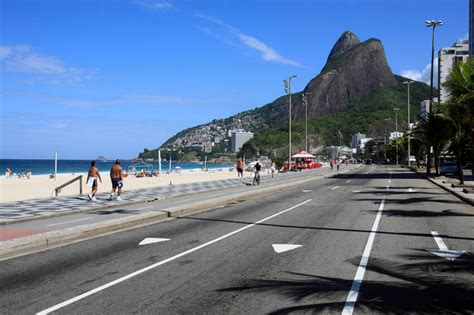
[
  {"x1": 342, "y1": 178, "x2": 389, "y2": 315},
  {"x1": 331, "y1": 186, "x2": 339, "y2": 190},
  {"x1": 37, "y1": 199, "x2": 312, "y2": 315},
  {"x1": 47, "y1": 218, "x2": 90, "y2": 227}
]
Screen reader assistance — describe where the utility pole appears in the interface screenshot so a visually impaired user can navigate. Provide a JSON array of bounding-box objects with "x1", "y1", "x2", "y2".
[
  {"x1": 302, "y1": 93, "x2": 310, "y2": 152},
  {"x1": 394, "y1": 107, "x2": 400, "y2": 166},
  {"x1": 403, "y1": 81, "x2": 414, "y2": 166},
  {"x1": 425, "y1": 19, "x2": 443, "y2": 174},
  {"x1": 284, "y1": 75, "x2": 297, "y2": 170}
]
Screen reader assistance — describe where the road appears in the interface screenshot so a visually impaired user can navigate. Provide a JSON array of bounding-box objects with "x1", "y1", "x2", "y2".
[{"x1": 1, "y1": 165, "x2": 473, "y2": 314}]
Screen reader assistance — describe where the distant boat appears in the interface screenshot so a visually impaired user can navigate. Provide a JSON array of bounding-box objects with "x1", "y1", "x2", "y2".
[{"x1": 97, "y1": 156, "x2": 108, "y2": 162}]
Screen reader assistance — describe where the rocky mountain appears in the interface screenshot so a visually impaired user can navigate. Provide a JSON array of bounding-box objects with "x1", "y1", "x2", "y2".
[
  {"x1": 295, "y1": 32, "x2": 397, "y2": 119},
  {"x1": 139, "y1": 31, "x2": 430, "y2": 159}
]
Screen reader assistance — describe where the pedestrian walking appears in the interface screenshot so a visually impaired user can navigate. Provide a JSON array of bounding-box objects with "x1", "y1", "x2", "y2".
[
  {"x1": 109, "y1": 159, "x2": 127, "y2": 201},
  {"x1": 237, "y1": 158, "x2": 244, "y2": 180},
  {"x1": 336, "y1": 159, "x2": 341, "y2": 171},
  {"x1": 87, "y1": 161, "x2": 102, "y2": 201},
  {"x1": 330, "y1": 160, "x2": 333, "y2": 170},
  {"x1": 270, "y1": 161, "x2": 276, "y2": 178}
]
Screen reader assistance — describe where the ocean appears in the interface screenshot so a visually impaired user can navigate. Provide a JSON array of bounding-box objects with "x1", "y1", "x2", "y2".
[{"x1": 0, "y1": 159, "x2": 234, "y2": 177}]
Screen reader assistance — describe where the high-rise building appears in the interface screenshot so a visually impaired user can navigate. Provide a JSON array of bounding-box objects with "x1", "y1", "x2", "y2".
[
  {"x1": 470, "y1": 0, "x2": 473, "y2": 55},
  {"x1": 231, "y1": 130, "x2": 254, "y2": 153},
  {"x1": 438, "y1": 42, "x2": 469, "y2": 102},
  {"x1": 351, "y1": 132, "x2": 366, "y2": 151},
  {"x1": 420, "y1": 100, "x2": 430, "y2": 121}
]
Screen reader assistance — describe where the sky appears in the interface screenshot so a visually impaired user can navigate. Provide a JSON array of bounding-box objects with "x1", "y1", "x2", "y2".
[{"x1": 0, "y1": 0, "x2": 469, "y2": 159}]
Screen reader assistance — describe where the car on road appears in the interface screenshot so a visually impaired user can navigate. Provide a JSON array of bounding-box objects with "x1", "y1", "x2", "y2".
[{"x1": 440, "y1": 161, "x2": 458, "y2": 175}]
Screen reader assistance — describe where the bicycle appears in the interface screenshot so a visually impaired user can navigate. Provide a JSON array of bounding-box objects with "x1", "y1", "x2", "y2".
[{"x1": 253, "y1": 171, "x2": 260, "y2": 186}]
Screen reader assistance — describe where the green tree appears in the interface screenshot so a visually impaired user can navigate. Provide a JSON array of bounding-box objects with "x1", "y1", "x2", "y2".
[{"x1": 443, "y1": 58, "x2": 474, "y2": 178}]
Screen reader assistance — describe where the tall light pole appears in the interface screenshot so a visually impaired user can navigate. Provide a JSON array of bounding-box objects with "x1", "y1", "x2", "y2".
[
  {"x1": 393, "y1": 107, "x2": 400, "y2": 166},
  {"x1": 425, "y1": 19, "x2": 443, "y2": 174},
  {"x1": 384, "y1": 118, "x2": 391, "y2": 161},
  {"x1": 302, "y1": 92, "x2": 310, "y2": 152},
  {"x1": 284, "y1": 75, "x2": 297, "y2": 169},
  {"x1": 403, "y1": 80, "x2": 414, "y2": 166}
]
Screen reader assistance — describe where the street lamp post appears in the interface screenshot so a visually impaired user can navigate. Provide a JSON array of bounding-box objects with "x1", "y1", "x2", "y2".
[
  {"x1": 425, "y1": 19, "x2": 443, "y2": 174},
  {"x1": 384, "y1": 118, "x2": 391, "y2": 161},
  {"x1": 284, "y1": 75, "x2": 297, "y2": 170},
  {"x1": 393, "y1": 107, "x2": 400, "y2": 166},
  {"x1": 302, "y1": 93, "x2": 310, "y2": 152},
  {"x1": 403, "y1": 81, "x2": 414, "y2": 166}
]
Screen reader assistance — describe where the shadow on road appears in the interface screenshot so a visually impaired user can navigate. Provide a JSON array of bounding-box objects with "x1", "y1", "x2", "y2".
[
  {"x1": 217, "y1": 253, "x2": 474, "y2": 314},
  {"x1": 177, "y1": 217, "x2": 474, "y2": 242}
]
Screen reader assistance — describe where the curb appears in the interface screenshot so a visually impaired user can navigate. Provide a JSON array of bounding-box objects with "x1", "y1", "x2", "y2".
[
  {"x1": 0, "y1": 167, "x2": 357, "y2": 261},
  {"x1": 413, "y1": 171, "x2": 474, "y2": 206}
]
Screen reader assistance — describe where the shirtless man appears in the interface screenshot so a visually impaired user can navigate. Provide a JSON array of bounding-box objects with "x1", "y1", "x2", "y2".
[
  {"x1": 87, "y1": 161, "x2": 102, "y2": 201},
  {"x1": 237, "y1": 158, "x2": 244, "y2": 179},
  {"x1": 109, "y1": 159, "x2": 126, "y2": 201}
]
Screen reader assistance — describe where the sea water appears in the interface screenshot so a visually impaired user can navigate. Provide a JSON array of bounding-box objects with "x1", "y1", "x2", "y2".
[{"x1": 0, "y1": 159, "x2": 233, "y2": 177}]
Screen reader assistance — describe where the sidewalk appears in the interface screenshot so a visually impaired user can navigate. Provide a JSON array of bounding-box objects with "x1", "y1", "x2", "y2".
[{"x1": 411, "y1": 167, "x2": 474, "y2": 206}]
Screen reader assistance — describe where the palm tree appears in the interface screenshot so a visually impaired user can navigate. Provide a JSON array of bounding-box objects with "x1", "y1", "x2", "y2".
[
  {"x1": 413, "y1": 112, "x2": 451, "y2": 175},
  {"x1": 443, "y1": 58, "x2": 474, "y2": 177}
]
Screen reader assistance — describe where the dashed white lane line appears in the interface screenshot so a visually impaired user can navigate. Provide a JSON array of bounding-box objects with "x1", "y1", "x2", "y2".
[
  {"x1": 346, "y1": 180, "x2": 351, "y2": 183},
  {"x1": 47, "y1": 218, "x2": 90, "y2": 227},
  {"x1": 37, "y1": 199, "x2": 312, "y2": 315},
  {"x1": 331, "y1": 186, "x2": 339, "y2": 190},
  {"x1": 342, "y1": 176, "x2": 390, "y2": 315}
]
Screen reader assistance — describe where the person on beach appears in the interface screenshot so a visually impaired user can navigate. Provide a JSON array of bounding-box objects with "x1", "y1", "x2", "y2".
[
  {"x1": 270, "y1": 161, "x2": 276, "y2": 178},
  {"x1": 237, "y1": 158, "x2": 244, "y2": 179},
  {"x1": 87, "y1": 161, "x2": 102, "y2": 201},
  {"x1": 109, "y1": 159, "x2": 127, "y2": 201},
  {"x1": 5, "y1": 168, "x2": 12, "y2": 178}
]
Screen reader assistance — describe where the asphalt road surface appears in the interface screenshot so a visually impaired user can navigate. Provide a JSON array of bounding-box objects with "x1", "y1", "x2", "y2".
[{"x1": 1, "y1": 165, "x2": 473, "y2": 314}]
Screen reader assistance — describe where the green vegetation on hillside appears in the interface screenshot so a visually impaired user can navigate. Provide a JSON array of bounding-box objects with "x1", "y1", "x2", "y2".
[{"x1": 241, "y1": 75, "x2": 432, "y2": 159}]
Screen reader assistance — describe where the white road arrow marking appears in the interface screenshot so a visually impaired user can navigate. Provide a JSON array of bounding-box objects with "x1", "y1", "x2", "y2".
[
  {"x1": 302, "y1": 190, "x2": 312, "y2": 193},
  {"x1": 139, "y1": 238, "x2": 170, "y2": 246},
  {"x1": 331, "y1": 186, "x2": 339, "y2": 190},
  {"x1": 272, "y1": 244, "x2": 303, "y2": 253},
  {"x1": 352, "y1": 190, "x2": 362, "y2": 193},
  {"x1": 407, "y1": 188, "x2": 417, "y2": 192},
  {"x1": 346, "y1": 180, "x2": 351, "y2": 183},
  {"x1": 428, "y1": 231, "x2": 465, "y2": 261}
]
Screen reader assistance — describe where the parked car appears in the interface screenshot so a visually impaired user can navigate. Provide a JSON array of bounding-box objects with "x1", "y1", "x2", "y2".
[{"x1": 440, "y1": 161, "x2": 458, "y2": 175}]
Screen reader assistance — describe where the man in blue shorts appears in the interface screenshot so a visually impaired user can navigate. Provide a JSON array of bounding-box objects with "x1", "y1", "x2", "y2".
[{"x1": 109, "y1": 160, "x2": 126, "y2": 201}]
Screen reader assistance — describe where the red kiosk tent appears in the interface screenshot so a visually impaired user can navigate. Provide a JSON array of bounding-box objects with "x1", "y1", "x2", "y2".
[{"x1": 284, "y1": 151, "x2": 322, "y2": 170}]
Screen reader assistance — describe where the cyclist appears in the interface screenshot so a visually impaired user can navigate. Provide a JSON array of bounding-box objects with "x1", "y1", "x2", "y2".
[{"x1": 253, "y1": 162, "x2": 262, "y2": 185}]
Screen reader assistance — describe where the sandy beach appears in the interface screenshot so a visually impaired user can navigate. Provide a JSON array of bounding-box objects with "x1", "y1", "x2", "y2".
[{"x1": 0, "y1": 169, "x2": 253, "y2": 203}]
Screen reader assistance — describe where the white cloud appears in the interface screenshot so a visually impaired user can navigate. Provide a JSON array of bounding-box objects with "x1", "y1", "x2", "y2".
[
  {"x1": 0, "y1": 45, "x2": 96, "y2": 83},
  {"x1": 196, "y1": 13, "x2": 302, "y2": 67},
  {"x1": 401, "y1": 58, "x2": 438, "y2": 86},
  {"x1": 134, "y1": 0, "x2": 173, "y2": 10},
  {"x1": 457, "y1": 33, "x2": 469, "y2": 44}
]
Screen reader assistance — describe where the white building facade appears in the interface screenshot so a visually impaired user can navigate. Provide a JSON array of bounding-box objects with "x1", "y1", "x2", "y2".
[
  {"x1": 231, "y1": 130, "x2": 254, "y2": 152},
  {"x1": 420, "y1": 100, "x2": 430, "y2": 121},
  {"x1": 438, "y1": 42, "x2": 470, "y2": 102}
]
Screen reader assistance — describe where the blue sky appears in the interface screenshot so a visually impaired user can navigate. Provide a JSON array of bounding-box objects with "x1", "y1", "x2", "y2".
[{"x1": 0, "y1": 0, "x2": 469, "y2": 159}]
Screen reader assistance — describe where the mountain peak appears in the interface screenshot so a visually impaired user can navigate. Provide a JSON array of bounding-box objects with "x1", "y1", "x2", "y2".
[{"x1": 327, "y1": 31, "x2": 360, "y2": 62}]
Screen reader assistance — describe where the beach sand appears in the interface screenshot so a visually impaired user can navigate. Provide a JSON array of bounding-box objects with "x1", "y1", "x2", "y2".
[{"x1": 0, "y1": 169, "x2": 251, "y2": 203}]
